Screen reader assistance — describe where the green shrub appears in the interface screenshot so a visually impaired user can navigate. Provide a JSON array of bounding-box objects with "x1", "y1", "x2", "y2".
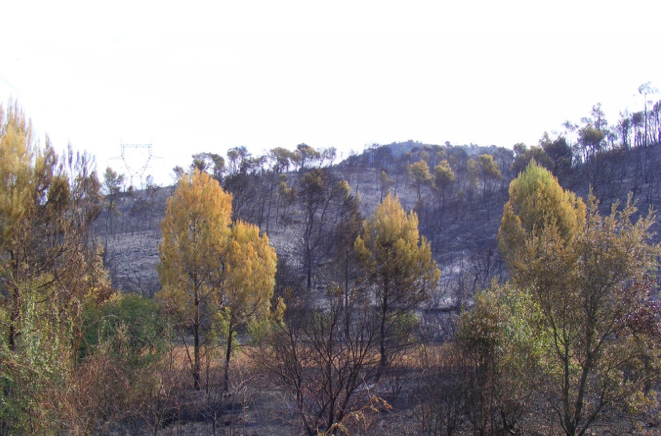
[{"x1": 80, "y1": 293, "x2": 166, "y2": 366}]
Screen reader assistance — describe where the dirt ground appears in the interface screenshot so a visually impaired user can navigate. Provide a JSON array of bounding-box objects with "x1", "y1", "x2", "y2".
[{"x1": 109, "y1": 344, "x2": 659, "y2": 436}]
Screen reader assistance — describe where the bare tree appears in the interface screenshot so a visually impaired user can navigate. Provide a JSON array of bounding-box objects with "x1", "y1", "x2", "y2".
[{"x1": 256, "y1": 287, "x2": 384, "y2": 436}]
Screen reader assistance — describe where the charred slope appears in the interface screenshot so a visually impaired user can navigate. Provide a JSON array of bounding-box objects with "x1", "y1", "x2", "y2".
[{"x1": 95, "y1": 141, "x2": 661, "y2": 302}]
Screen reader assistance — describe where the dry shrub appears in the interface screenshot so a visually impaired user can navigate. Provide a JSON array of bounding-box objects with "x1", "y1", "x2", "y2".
[{"x1": 416, "y1": 343, "x2": 469, "y2": 436}]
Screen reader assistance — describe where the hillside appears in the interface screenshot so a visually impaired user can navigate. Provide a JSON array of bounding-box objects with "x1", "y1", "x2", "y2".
[{"x1": 95, "y1": 140, "x2": 661, "y2": 305}]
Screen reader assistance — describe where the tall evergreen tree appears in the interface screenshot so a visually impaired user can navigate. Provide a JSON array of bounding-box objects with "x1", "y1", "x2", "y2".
[
  {"x1": 355, "y1": 193, "x2": 439, "y2": 372},
  {"x1": 158, "y1": 169, "x2": 277, "y2": 390}
]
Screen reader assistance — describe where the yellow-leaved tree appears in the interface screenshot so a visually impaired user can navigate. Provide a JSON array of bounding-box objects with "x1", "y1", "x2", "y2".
[
  {"x1": 157, "y1": 169, "x2": 276, "y2": 391},
  {"x1": 497, "y1": 159, "x2": 585, "y2": 269},
  {"x1": 0, "y1": 101, "x2": 107, "y2": 433},
  {"x1": 219, "y1": 220, "x2": 276, "y2": 391},
  {"x1": 355, "y1": 193, "x2": 439, "y2": 372},
  {"x1": 494, "y1": 160, "x2": 661, "y2": 436},
  {"x1": 408, "y1": 159, "x2": 432, "y2": 203}
]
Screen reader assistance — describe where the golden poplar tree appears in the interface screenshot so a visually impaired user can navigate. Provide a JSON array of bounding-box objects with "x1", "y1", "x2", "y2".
[
  {"x1": 157, "y1": 169, "x2": 276, "y2": 391},
  {"x1": 355, "y1": 193, "x2": 439, "y2": 371}
]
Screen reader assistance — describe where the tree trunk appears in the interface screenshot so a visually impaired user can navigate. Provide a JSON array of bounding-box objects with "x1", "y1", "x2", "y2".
[
  {"x1": 193, "y1": 296, "x2": 201, "y2": 390},
  {"x1": 224, "y1": 325, "x2": 234, "y2": 392},
  {"x1": 306, "y1": 227, "x2": 313, "y2": 290},
  {"x1": 378, "y1": 277, "x2": 389, "y2": 377},
  {"x1": 266, "y1": 176, "x2": 275, "y2": 234},
  {"x1": 344, "y1": 253, "x2": 351, "y2": 338}
]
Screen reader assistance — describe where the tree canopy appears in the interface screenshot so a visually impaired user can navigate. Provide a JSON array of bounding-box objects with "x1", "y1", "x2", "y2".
[
  {"x1": 355, "y1": 193, "x2": 439, "y2": 370},
  {"x1": 490, "y1": 162, "x2": 661, "y2": 436},
  {"x1": 158, "y1": 169, "x2": 276, "y2": 390},
  {"x1": 497, "y1": 160, "x2": 585, "y2": 268}
]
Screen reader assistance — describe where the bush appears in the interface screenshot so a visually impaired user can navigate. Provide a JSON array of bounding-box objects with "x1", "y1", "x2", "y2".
[{"x1": 80, "y1": 293, "x2": 166, "y2": 366}]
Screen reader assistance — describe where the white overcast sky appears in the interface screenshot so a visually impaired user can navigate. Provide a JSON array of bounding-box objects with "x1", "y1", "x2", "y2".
[{"x1": 1, "y1": 1, "x2": 660, "y2": 185}]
